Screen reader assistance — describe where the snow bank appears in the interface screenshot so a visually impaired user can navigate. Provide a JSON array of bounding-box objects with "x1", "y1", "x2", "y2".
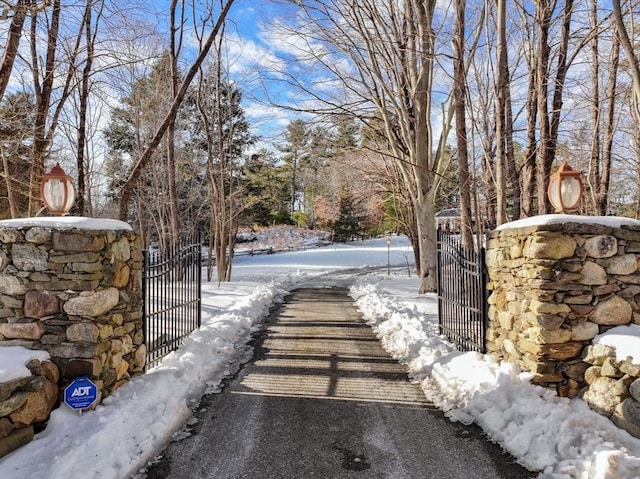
[{"x1": 350, "y1": 280, "x2": 640, "y2": 478}]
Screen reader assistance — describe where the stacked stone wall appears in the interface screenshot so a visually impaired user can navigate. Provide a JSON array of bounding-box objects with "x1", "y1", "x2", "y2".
[
  {"x1": 0, "y1": 355, "x2": 59, "y2": 458},
  {"x1": 486, "y1": 221, "x2": 640, "y2": 437},
  {"x1": 0, "y1": 223, "x2": 144, "y2": 446}
]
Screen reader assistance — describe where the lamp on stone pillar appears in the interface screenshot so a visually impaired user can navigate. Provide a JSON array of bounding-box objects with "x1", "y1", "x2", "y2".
[
  {"x1": 547, "y1": 161, "x2": 583, "y2": 214},
  {"x1": 40, "y1": 163, "x2": 75, "y2": 216}
]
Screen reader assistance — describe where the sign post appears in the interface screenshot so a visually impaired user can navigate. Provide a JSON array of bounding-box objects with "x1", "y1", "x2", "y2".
[{"x1": 63, "y1": 377, "x2": 98, "y2": 412}]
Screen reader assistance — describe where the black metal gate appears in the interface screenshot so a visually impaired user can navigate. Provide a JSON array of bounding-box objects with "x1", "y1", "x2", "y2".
[
  {"x1": 436, "y1": 229, "x2": 487, "y2": 353},
  {"x1": 143, "y1": 235, "x2": 202, "y2": 369}
]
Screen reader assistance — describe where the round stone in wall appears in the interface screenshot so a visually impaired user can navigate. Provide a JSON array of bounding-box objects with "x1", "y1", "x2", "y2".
[
  {"x1": 24, "y1": 290, "x2": 60, "y2": 319},
  {"x1": 570, "y1": 321, "x2": 599, "y2": 341},
  {"x1": 66, "y1": 322, "x2": 100, "y2": 342},
  {"x1": 607, "y1": 254, "x2": 638, "y2": 275},
  {"x1": 580, "y1": 261, "x2": 607, "y2": 285},
  {"x1": 25, "y1": 227, "x2": 52, "y2": 245},
  {"x1": 584, "y1": 235, "x2": 617, "y2": 258},
  {"x1": 591, "y1": 295, "x2": 633, "y2": 326},
  {"x1": 110, "y1": 237, "x2": 131, "y2": 262},
  {"x1": 0, "y1": 274, "x2": 27, "y2": 295},
  {"x1": 612, "y1": 398, "x2": 640, "y2": 438},
  {"x1": 523, "y1": 235, "x2": 577, "y2": 259},
  {"x1": 630, "y1": 378, "x2": 640, "y2": 402}
]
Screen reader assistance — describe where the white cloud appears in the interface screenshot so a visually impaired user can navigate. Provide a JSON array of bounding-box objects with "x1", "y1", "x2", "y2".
[{"x1": 224, "y1": 31, "x2": 286, "y2": 79}]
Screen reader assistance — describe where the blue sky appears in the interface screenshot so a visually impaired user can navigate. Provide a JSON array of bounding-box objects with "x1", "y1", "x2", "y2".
[
  {"x1": 0, "y1": 0, "x2": 299, "y2": 158},
  {"x1": 91, "y1": 0, "x2": 300, "y2": 148},
  {"x1": 223, "y1": 1, "x2": 301, "y2": 147}
]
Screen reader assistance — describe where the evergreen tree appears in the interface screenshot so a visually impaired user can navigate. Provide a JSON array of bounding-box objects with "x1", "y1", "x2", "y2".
[
  {"x1": 242, "y1": 149, "x2": 289, "y2": 225},
  {"x1": 278, "y1": 119, "x2": 311, "y2": 215},
  {"x1": 332, "y1": 189, "x2": 361, "y2": 242},
  {"x1": 333, "y1": 116, "x2": 359, "y2": 149},
  {"x1": 103, "y1": 52, "x2": 256, "y2": 245},
  {"x1": 0, "y1": 92, "x2": 35, "y2": 218}
]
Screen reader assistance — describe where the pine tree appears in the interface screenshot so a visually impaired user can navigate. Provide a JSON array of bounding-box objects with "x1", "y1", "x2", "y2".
[
  {"x1": 279, "y1": 119, "x2": 311, "y2": 215},
  {"x1": 0, "y1": 92, "x2": 35, "y2": 217},
  {"x1": 242, "y1": 149, "x2": 289, "y2": 226},
  {"x1": 332, "y1": 189, "x2": 361, "y2": 242}
]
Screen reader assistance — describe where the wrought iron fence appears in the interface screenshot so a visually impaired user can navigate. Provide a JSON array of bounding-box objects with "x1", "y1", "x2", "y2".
[
  {"x1": 143, "y1": 235, "x2": 202, "y2": 369},
  {"x1": 436, "y1": 229, "x2": 488, "y2": 353}
]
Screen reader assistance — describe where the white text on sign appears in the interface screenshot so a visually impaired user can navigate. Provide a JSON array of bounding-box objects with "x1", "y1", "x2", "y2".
[{"x1": 71, "y1": 386, "x2": 93, "y2": 397}]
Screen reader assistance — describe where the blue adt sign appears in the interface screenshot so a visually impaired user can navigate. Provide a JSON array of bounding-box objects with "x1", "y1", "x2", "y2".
[{"x1": 64, "y1": 377, "x2": 98, "y2": 411}]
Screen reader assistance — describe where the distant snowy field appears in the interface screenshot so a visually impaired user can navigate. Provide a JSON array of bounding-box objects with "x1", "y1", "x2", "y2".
[{"x1": 1, "y1": 230, "x2": 640, "y2": 479}]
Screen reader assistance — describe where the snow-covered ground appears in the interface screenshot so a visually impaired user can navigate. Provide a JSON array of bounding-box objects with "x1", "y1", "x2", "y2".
[{"x1": 1, "y1": 233, "x2": 640, "y2": 479}]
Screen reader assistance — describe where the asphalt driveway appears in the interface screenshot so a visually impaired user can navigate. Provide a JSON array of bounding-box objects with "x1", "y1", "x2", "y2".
[{"x1": 142, "y1": 287, "x2": 533, "y2": 478}]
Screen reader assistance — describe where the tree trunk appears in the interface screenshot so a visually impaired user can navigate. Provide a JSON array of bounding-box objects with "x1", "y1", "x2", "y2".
[
  {"x1": 28, "y1": 0, "x2": 83, "y2": 216},
  {"x1": 521, "y1": 58, "x2": 538, "y2": 217},
  {"x1": 612, "y1": 0, "x2": 640, "y2": 121},
  {"x1": 600, "y1": 27, "x2": 619, "y2": 215},
  {"x1": 547, "y1": 0, "x2": 574, "y2": 170},
  {"x1": 29, "y1": 0, "x2": 61, "y2": 216},
  {"x1": 534, "y1": 0, "x2": 553, "y2": 215},
  {"x1": 453, "y1": 0, "x2": 473, "y2": 248},
  {"x1": 495, "y1": 0, "x2": 508, "y2": 225},
  {"x1": 207, "y1": 221, "x2": 214, "y2": 282},
  {"x1": 588, "y1": 0, "x2": 601, "y2": 214},
  {"x1": 612, "y1": 0, "x2": 640, "y2": 217},
  {"x1": 0, "y1": 144, "x2": 18, "y2": 218},
  {"x1": 75, "y1": 0, "x2": 98, "y2": 216},
  {"x1": 503, "y1": 62, "x2": 519, "y2": 220},
  {"x1": 0, "y1": 0, "x2": 30, "y2": 102},
  {"x1": 635, "y1": 113, "x2": 640, "y2": 218},
  {"x1": 416, "y1": 191, "x2": 437, "y2": 294},
  {"x1": 167, "y1": 0, "x2": 183, "y2": 242}
]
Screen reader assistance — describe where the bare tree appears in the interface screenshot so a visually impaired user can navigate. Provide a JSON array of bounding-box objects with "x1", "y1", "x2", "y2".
[
  {"x1": 118, "y1": 0, "x2": 236, "y2": 221},
  {"x1": 195, "y1": 24, "x2": 255, "y2": 282},
  {"x1": 468, "y1": 40, "x2": 497, "y2": 229},
  {"x1": 533, "y1": 0, "x2": 555, "y2": 215},
  {"x1": 494, "y1": 0, "x2": 508, "y2": 225},
  {"x1": 0, "y1": 1, "x2": 52, "y2": 101},
  {"x1": 165, "y1": 0, "x2": 185, "y2": 242},
  {"x1": 612, "y1": 0, "x2": 640, "y2": 121},
  {"x1": 0, "y1": 1, "x2": 30, "y2": 101},
  {"x1": 612, "y1": 0, "x2": 640, "y2": 216},
  {"x1": 599, "y1": 26, "x2": 619, "y2": 215},
  {"x1": 272, "y1": 1, "x2": 456, "y2": 293},
  {"x1": 535, "y1": 0, "x2": 579, "y2": 214},
  {"x1": 521, "y1": 5, "x2": 539, "y2": 218},
  {"x1": 453, "y1": 0, "x2": 483, "y2": 247},
  {"x1": 587, "y1": 0, "x2": 601, "y2": 215},
  {"x1": 74, "y1": 0, "x2": 104, "y2": 215},
  {"x1": 583, "y1": 2, "x2": 618, "y2": 216},
  {"x1": 27, "y1": 0, "x2": 86, "y2": 216}
]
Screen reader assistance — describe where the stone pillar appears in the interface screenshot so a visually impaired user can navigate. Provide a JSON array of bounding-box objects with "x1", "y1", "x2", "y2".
[
  {"x1": 486, "y1": 218, "x2": 640, "y2": 438},
  {"x1": 486, "y1": 221, "x2": 640, "y2": 397},
  {"x1": 0, "y1": 218, "x2": 144, "y2": 402}
]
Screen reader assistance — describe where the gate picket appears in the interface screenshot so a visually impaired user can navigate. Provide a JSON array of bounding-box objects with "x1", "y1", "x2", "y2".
[
  {"x1": 143, "y1": 235, "x2": 202, "y2": 369},
  {"x1": 436, "y1": 229, "x2": 487, "y2": 353}
]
